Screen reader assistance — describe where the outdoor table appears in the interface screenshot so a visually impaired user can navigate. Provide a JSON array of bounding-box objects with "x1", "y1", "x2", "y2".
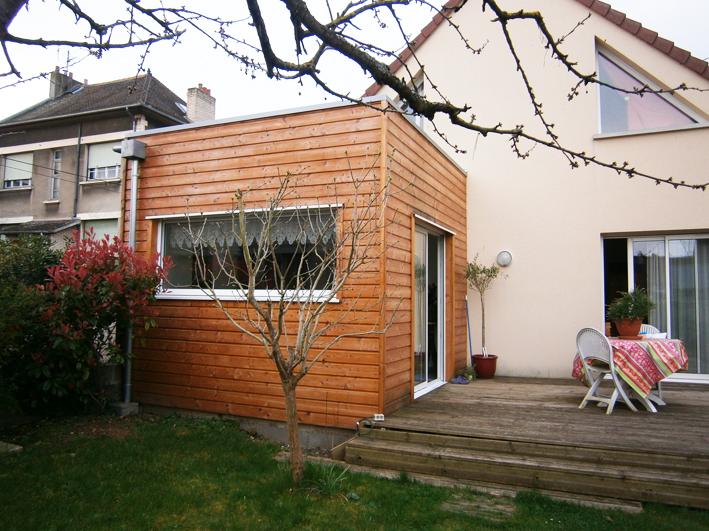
[{"x1": 572, "y1": 337, "x2": 688, "y2": 412}]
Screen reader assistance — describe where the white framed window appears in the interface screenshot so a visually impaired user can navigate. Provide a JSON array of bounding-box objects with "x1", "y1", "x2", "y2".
[
  {"x1": 2, "y1": 152, "x2": 33, "y2": 188},
  {"x1": 86, "y1": 142, "x2": 121, "y2": 181},
  {"x1": 157, "y1": 207, "x2": 338, "y2": 301},
  {"x1": 597, "y1": 50, "x2": 702, "y2": 135},
  {"x1": 49, "y1": 149, "x2": 61, "y2": 200}
]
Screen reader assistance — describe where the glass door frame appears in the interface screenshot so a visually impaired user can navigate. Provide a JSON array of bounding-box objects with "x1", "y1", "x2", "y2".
[{"x1": 413, "y1": 223, "x2": 447, "y2": 399}]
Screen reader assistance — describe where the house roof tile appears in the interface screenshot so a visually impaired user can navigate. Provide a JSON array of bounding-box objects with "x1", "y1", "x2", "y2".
[
  {"x1": 364, "y1": 0, "x2": 709, "y2": 96},
  {"x1": 0, "y1": 73, "x2": 188, "y2": 127}
]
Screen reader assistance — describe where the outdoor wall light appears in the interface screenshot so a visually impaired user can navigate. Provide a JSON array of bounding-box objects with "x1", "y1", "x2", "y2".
[{"x1": 497, "y1": 250, "x2": 513, "y2": 267}]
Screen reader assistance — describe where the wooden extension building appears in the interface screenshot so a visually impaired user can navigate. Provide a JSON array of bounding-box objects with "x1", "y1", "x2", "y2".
[{"x1": 122, "y1": 97, "x2": 467, "y2": 433}]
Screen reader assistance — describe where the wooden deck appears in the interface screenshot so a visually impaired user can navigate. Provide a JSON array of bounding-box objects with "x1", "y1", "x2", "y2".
[{"x1": 335, "y1": 377, "x2": 709, "y2": 509}]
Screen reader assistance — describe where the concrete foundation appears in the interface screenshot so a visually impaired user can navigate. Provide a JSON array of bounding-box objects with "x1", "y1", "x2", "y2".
[
  {"x1": 141, "y1": 404, "x2": 354, "y2": 450},
  {"x1": 111, "y1": 402, "x2": 140, "y2": 417}
]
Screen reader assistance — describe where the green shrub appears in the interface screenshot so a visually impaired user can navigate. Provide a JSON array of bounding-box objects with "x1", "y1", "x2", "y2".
[
  {"x1": 2, "y1": 231, "x2": 171, "y2": 414},
  {"x1": 0, "y1": 235, "x2": 62, "y2": 408}
]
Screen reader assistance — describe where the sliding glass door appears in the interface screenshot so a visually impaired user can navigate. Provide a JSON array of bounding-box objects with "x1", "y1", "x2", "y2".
[
  {"x1": 413, "y1": 226, "x2": 445, "y2": 396},
  {"x1": 629, "y1": 236, "x2": 709, "y2": 375}
]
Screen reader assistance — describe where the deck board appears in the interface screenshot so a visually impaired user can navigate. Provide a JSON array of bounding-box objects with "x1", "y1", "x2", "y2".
[{"x1": 379, "y1": 377, "x2": 709, "y2": 456}]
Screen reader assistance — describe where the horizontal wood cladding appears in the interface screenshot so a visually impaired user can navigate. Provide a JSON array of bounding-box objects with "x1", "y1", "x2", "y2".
[
  {"x1": 142, "y1": 131, "x2": 382, "y2": 175},
  {"x1": 146, "y1": 105, "x2": 380, "y2": 149},
  {"x1": 139, "y1": 147, "x2": 380, "y2": 192},
  {"x1": 132, "y1": 368, "x2": 380, "y2": 402},
  {"x1": 381, "y1": 112, "x2": 467, "y2": 412},
  {"x1": 128, "y1": 103, "x2": 466, "y2": 430}
]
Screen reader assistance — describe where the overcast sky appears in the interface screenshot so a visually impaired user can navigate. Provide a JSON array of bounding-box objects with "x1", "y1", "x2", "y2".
[{"x1": 1, "y1": 0, "x2": 707, "y2": 122}]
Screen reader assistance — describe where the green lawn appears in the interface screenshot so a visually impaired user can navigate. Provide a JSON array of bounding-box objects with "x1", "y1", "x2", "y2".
[{"x1": 0, "y1": 414, "x2": 707, "y2": 530}]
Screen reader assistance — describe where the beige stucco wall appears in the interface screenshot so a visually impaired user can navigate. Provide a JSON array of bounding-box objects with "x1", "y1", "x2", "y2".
[{"x1": 378, "y1": 0, "x2": 709, "y2": 377}]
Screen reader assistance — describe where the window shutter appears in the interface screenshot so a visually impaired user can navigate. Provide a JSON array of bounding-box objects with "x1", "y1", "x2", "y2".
[
  {"x1": 3, "y1": 153, "x2": 33, "y2": 182},
  {"x1": 87, "y1": 143, "x2": 121, "y2": 180}
]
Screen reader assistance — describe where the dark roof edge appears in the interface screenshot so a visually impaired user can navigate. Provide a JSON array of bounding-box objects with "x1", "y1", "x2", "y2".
[
  {"x1": 576, "y1": 0, "x2": 709, "y2": 79},
  {"x1": 364, "y1": 0, "x2": 709, "y2": 96},
  {"x1": 0, "y1": 102, "x2": 189, "y2": 130}
]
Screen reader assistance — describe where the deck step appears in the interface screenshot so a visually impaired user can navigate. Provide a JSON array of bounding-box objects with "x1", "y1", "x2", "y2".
[
  {"x1": 341, "y1": 429, "x2": 709, "y2": 510},
  {"x1": 362, "y1": 427, "x2": 709, "y2": 474}
]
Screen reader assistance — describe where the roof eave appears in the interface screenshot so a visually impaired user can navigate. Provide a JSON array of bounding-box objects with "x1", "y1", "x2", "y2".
[{"x1": 0, "y1": 102, "x2": 188, "y2": 131}]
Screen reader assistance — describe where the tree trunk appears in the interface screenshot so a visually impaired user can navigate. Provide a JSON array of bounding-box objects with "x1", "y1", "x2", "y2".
[{"x1": 282, "y1": 377, "x2": 304, "y2": 482}]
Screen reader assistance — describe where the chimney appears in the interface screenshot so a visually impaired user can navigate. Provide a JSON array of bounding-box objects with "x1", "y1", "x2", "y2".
[
  {"x1": 49, "y1": 67, "x2": 83, "y2": 99},
  {"x1": 186, "y1": 84, "x2": 216, "y2": 122}
]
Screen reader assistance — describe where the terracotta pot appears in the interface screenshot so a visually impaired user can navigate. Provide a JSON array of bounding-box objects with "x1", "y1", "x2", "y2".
[
  {"x1": 614, "y1": 318, "x2": 643, "y2": 337},
  {"x1": 472, "y1": 354, "x2": 498, "y2": 379}
]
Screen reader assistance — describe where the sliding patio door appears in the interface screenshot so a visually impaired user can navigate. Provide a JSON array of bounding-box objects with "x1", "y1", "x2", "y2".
[
  {"x1": 623, "y1": 236, "x2": 709, "y2": 376},
  {"x1": 414, "y1": 226, "x2": 445, "y2": 397}
]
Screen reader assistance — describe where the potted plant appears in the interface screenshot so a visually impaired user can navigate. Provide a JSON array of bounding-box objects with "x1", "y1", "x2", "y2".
[
  {"x1": 606, "y1": 288, "x2": 656, "y2": 338},
  {"x1": 464, "y1": 254, "x2": 506, "y2": 378}
]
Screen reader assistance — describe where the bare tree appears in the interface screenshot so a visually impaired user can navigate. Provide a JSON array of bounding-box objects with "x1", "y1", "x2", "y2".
[
  {"x1": 173, "y1": 154, "x2": 403, "y2": 481},
  {"x1": 2, "y1": 1, "x2": 707, "y2": 189}
]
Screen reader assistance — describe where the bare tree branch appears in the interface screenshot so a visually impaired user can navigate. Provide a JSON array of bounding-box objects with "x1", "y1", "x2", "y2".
[{"x1": 1, "y1": 0, "x2": 706, "y2": 189}]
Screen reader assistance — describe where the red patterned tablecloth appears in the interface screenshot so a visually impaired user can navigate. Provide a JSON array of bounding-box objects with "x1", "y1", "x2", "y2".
[{"x1": 572, "y1": 338, "x2": 688, "y2": 397}]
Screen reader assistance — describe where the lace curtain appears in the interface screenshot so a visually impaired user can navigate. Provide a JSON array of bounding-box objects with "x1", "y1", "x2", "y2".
[{"x1": 167, "y1": 211, "x2": 336, "y2": 250}]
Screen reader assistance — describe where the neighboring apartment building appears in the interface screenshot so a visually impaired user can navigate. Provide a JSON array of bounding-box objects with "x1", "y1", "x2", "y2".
[
  {"x1": 370, "y1": 0, "x2": 709, "y2": 381},
  {"x1": 0, "y1": 69, "x2": 215, "y2": 245}
]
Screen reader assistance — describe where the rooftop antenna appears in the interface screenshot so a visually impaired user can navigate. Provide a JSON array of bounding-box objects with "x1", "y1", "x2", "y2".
[{"x1": 62, "y1": 50, "x2": 74, "y2": 74}]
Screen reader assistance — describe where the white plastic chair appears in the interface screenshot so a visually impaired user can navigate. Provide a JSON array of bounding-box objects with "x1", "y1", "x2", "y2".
[
  {"x1": 577, "y1": 328, "x2": 637, "y2": 414},
  {"x1": 640, "y1": 324, "x2": 660, "y2": 335}
]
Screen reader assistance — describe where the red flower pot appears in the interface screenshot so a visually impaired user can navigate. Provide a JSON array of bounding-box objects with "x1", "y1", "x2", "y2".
[
  {"x1": 614, "y1": 318, "x2": 643, "y2": 338},
  {"x1": 472, "y1": 354, "x2": 498, "y2": 379}
]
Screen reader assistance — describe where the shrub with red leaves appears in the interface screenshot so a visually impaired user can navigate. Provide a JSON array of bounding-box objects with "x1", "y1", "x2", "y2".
[{"x1": 19, "y1": 231, "x2": 172, "y2": 413}]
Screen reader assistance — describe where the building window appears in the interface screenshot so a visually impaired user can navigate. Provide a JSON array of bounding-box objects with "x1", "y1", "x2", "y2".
[
  {"x1": 87, "y1": 142, "x2": 121, "y2": 181},
  {"x1": 160, "y1": 208, "x2": 337, "y2": 300},
  {"x1": 2, "y1": 152, "x2": 33, "y2": 188},
  {"x1": 82, "y1": 218, "x2": 119, "y2": 240},
  {"x1": 50, "y1": 150, "x2": 61, "y2": 200},
  {"x1": 604, "y1": 235, "x2": 709, "y2": 376},
  {"x1": 597, "y1": 51, "x2": 699, "y2": 134}
]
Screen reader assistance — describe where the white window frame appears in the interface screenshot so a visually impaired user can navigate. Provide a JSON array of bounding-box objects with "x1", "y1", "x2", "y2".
[
  {"x1": 2, "y1": 153, "x2": 33, "y2": 189},
  {"x1": 86, "y1": 142, "x2": 121, "y2": 182},
  {"x1": 596, "y1": 48, "x2": 705, "y2": 136},
  {"x1": 152, "y1": 204, "x2": 341, "y2": 302},
  {"x1": 49, "y1": 149, "x2": 61, "y2": 200}
]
